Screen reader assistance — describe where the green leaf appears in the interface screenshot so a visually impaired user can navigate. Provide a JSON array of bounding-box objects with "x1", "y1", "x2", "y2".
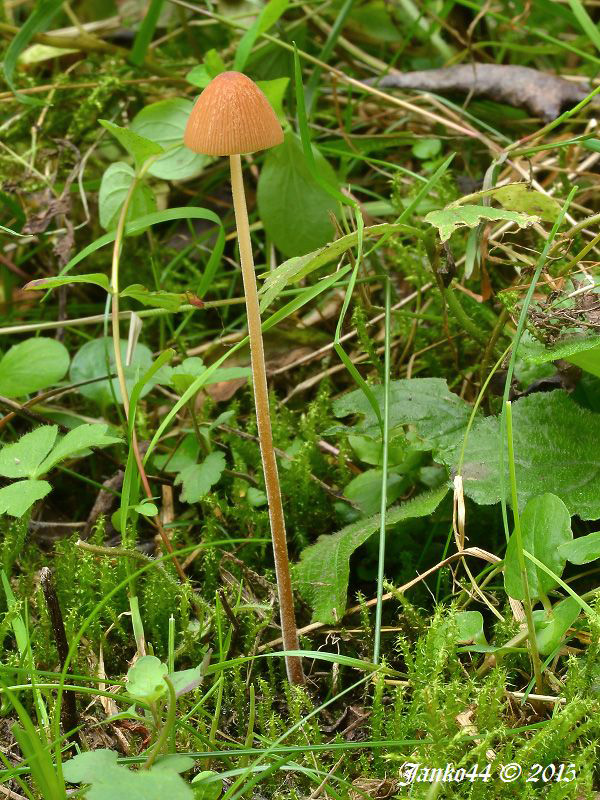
[
  {"x1": 2, "y1": 0, "x2": 63, "y2": 105},
  {"x1": 186, "y1": 49, "x2": 226, "y2": 88},
  {"x1": 488, "y1": 183, "x2": 561, "y2": 222},
  {"x1": 70, "y1": 338, "x2": 156, "y2": 407},
  {"x1": 424, "y1": 205, "x2": 539, "y2": 243},
  {"x1": 133, "y1": 501, "x2": 158, "y2": 516},
  {"x1": 191, "y1": 771, "x2": 222, "y2": 800},
  {"x1": 127, "y1": 655, "x2": 168, "y2": 703},
  {"x1": 99, "y1": 162, "x2": 156, "y2": 232},
  {"x1": 36, "y1": 424, "x2": 121, "y2": 476},
  {"x1": 169, "y1": 665, "x2": 205, "y2": 697},
  {"x1": 454, "y1": 610, "x2": 487, "y2": 646},
  {"x1": 99, "y1": 119, "x2": 163, "y2": 169},
  {"x1": 348, "y1": 2, "x2": 402, "y2": 41},
  {"x1": 233, "y1": 0, "x2": 289, "y2": 72},
  {"x1": 333, "y1": 378, "x2": 473, "y2": 458},
  {"x1": 533, "y1": 596, "x2": 581, "y2": 655},
  {"x1": 295, "y1": 485, "x2": 449, "y2": 623},
  {"x1": 257, "y1": 131, "x2": 339, "y2": 258},
  {"x1": 559, "y1": 531, "x2": 600, "y2": 564},
  {"x1": 154, "y1": 434, "x2": 201, "y2": 474},
  {"x1": 24, "y1": 273, "x2": 110, "y2": 292},
  {"x1": 120, "y1": 284, "x2": 188, "y2": 311},
  {"x1": 0, "y1": 426, "x2": 58, "y2": 478},
  {"x1": 412, "y1": 138, "x2": 442, "y2": 160},
  {"x1": 130, "y1": 99, "x2": 207, "y2": 181},
  {"x1": 520, "y1": 331, "x2": 600, "y2": 378},
  {"x1": 64, "y1": 748, "x2": 194, "y2": 800},
  {"x1": 165, "y1": 357, "x2": 250, "y2": 395},
  {"x1": 130, "y1": 0, "x2": 165, "y2": 66},
  {"x1": 0, "y1": 480, "x2": 52, "y2": 517},
  {"x1": 256, "y1": 77, "x2": 289, "y2": 120},
  {"x1": 259, "y1": 222, "x2": 404, "y2": 311},
  {"x1": 451, "y1": 391, "x2": 600, "y2": 519},
  {"x1": 0, "y1": 337, "x2": 69, "y2": 398},
  {"x1": 504, "y1": 493, "x2": 572, "y2": 602},
  {"x1": 344, "y1": 468, "x2": 407, "y2": 516},
  {"x1": 174, "y1": 451, "x2": 226, "y2": 504}
]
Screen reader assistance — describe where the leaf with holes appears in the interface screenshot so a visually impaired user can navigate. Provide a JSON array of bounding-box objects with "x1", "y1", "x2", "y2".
[{"x1": 424, "y1": 205, "x2": 539, "y2": 242}]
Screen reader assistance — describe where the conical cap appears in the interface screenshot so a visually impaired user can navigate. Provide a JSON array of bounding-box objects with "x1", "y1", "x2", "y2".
[{"x1": 183, "y1": 71, "x2": 283, "y2": 156}]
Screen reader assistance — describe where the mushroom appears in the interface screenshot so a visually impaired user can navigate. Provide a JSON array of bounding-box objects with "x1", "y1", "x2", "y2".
[{"x1": 184, "y1": 71, "x2": 304, "y2": 686}]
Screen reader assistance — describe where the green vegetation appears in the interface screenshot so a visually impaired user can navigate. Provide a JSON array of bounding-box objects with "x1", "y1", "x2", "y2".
[{"x1": 1, "y1": 0, "x2": 600, "y2": 797}]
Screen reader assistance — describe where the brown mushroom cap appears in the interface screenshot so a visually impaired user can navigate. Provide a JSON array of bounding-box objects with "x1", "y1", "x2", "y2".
[{"x1": 183, "y1": 71, "x2": 284, "y2": 156}]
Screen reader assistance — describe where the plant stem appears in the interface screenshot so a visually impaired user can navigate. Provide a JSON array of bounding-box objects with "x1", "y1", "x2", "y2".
[
  {"x1": 505, "y1": 400, "x2": 544, "y2": 695},
  {"x1": 229, "y1": 153, "x2": 304, "y2": 686}
]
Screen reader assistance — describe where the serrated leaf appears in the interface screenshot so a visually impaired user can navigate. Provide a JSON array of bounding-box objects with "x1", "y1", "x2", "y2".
[
  {"x1": 127, "y1": 655, "x2": 168, "y2": 703},
  {"x1": 333, "y1": 378, "x2": 473, "y2": 458},
  {"x1": 120, "y1": 284, "x2": 187, "y2": 311},
  {"x1": 449, "y1": 391, "x2": 600, "y2": 519},
  {"x1": 0, "y1": 426, "x2": 58, "y2": 478},
  {"x1": 174, "y1": 451, "x2": 226, "y2": 504},
  {"x1": 504, "y1": 493, "x2": 572, "y2": 602},
  {"x1": 295, "y1": 485, "x2": 448, "y2": 623},
  {"x1": 259, "y1": 222, "x2": 403, "y2": 312},
  {"x1": 424, "y1": 205, "x2": 539, "y2": 243},
  {"x1": 559, "y1": 531, "x2": 600, "y2": 564},
  {"x1": 99, "y1": 162, "x2": 156, "y2": 232},
  {"x1": 257, "y1": 131, "x2": 339, "y2": 258},
  {"x1": 130, "y1": 98, "x2": 206, "y2": 181},
  {"x1": 0, "y1": 480, "x2": 52, "y2": 517},
  {"x1": 533, "y1": 596, "x2": 581, "y2": 655},
  {"x1": 0, "y1": 337, "x2": 69, "y2": 398},
  {"x1": 35, "y1": 424, "x2": 121, "y2": 476},
  {"x1": 24, "y1": 273, "x2": 110, "y2": 292},
  {"x1": 99, "y1": 119, "x2": 164, "y2": 169}
]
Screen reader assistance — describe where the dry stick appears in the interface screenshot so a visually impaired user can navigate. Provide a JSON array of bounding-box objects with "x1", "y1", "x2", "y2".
[
  {"x1": 229, "y1": 153, "x2": 304, "y2": 687},
  {"x1": 40, "y1": 568, "x2": 80, "y2": 742}
]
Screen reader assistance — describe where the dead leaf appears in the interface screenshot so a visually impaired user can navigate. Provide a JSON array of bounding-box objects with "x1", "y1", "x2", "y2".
[{"x1": 367, "y1": 64, "x2": 593, "y2": 121}]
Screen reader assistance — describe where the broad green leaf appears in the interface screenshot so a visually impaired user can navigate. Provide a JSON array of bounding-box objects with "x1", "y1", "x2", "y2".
[
  {"x1": 0, "y1": 337, "x2": 69, "y2": 398},
  {"x1": 99, "y1": 162, "x2": 156, "y2": 232},
  {"x1": 233, "y1": 0, "x2": 289, "y2": 72},
  {"x1": 333, "y1": 378, "x2": 473, "y2": 458},
  {"x1": 130, "y1": 99, "x2": 206, "y2": 181},
  {"x1": 454, "y1": 610, "x2": 487, "y2": 646},
  {"x1": 533, "y1": 596, "x2": 581, "y2": 655},
  {"x1": 174, "y1": 451, "x2": 226, "y2": 503},
  {"x1": 257, "y1": 131, "x2": 339, "y2": 258},
  {"x1": 412, "y1": 138, "x2": 442, "y2": 160},
  {"x1": 165, "y1": 357, "x2": 250, "y2": 395},
  {"x1": 488, "y1": 183, "x2": 561, "y2": 222},
  {"x1": 504, "y1": 493, "x2": 572, "y2": 602},
  {"x1": 257, "y1": 77, "x2": 289, "y2": 120},
  {"x1": 70, "y1": 338, "x2": 156, "y2": 407},
  {"x1": 120, "y1": 284, "x2": 188, "y2": 311},
  {"x1": 450, "y1": 391, "x2": 600, "y2": 519},
  {"x1": 24, "y1": 273, "x2": 110, "y2": 292},
  {"x1": 127, "y1": 655, "x2": 168, "y2": 703},
  {"x1": 424, "y1": 205, "x2": 539, "y2": 242},
  {"x1": 63, "y1": 748, "x2": 194, "y2": 800},
  {"x1": 186, "y1": 49, "x2": 226, "y2": 88},
  {"x1": 35, "y1": 424, "x2": 121, "y2": 476},
  {"x1": 192, "y1": 771, "x2": 222, "y2": 800},
  {"x1": 133, "y1": 501, "x2": 158, "y2": 516},
  {"x1": 295, "y1": 485, "x2": 449, "y2": 623},
  {"x1": 154, "y1": 434, "x2": 201, "y2": 473},
  {"x1": 520, "y1": 331, "x2": 600, "y2": 378},
  {"x1": 348, "y1": 2, "x2": 402, "y2": 41},
  {"x1": 559, "y1": 531, "x2": 600, "y2": 564},
  {"x1": 343, "y1": 468, "x2": 407, "y2": 516},
  {"x1": 99, "y1": 119, "x2": 163, "y2": 169},
  {"x1": 259, "y1": 222, "x2": 405, "y2": 312},
  {"x1": 0, "y1": 480, "x2": 51, "y2": 517},
  {"x1": 0, "y1": 426, "x2": 58, "y2": 478}
]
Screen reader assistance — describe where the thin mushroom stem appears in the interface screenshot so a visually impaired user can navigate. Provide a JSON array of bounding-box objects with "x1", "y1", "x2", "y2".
[{"x1": 229, "y1": 153, "x2": 305, "y2": 686}]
